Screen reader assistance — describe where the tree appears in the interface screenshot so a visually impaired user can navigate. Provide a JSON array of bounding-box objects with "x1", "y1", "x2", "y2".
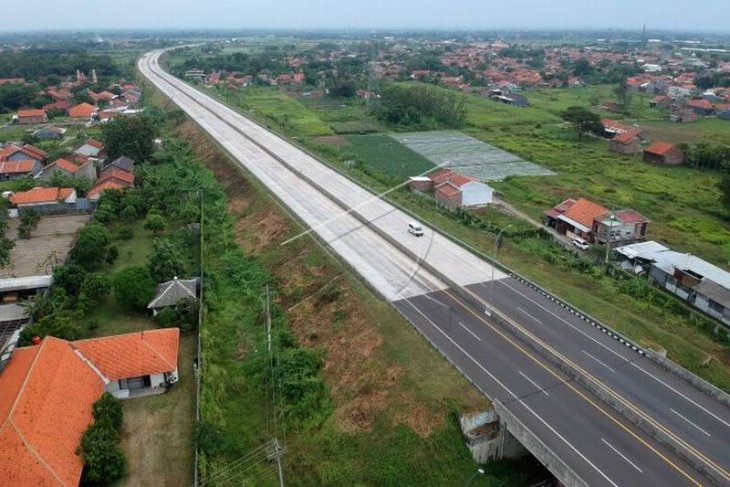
[
  {"x1": 18, "y1": 312, "x2": 82, "y2": 345},
  {"x1": 113, "y1": 266, "x2": 155, "y2": 310},
  {"x1": 143, "y1": 213, "x2": 165, "y2": 236},
  {"x1": 148, "y1": 239, "x2": 187, "y2": 282},
  {"x1": 53, "y1": 264, "x2": 89, "y2": 296},
  {"x1": 79, "y1": 419, "x2": 126, "y2": 485},
  {"x1": 71, "y1": 223, "x2": 111, "y2": 270},
  {"x1": 100, "y1": 115, "x2": 158, "y2": 162},
  {"x1": 72, "y1": 90, "x2": 94, "y2": 106},
  {"x1": 92, "y1": 393, "x2": 124, "y2": 430},
  {"x1": 572, "y1": 58, "x2": 593, "y2": 77},
  {"x1": 614, "y1": 79, "x2": 634, "y2": 114},
  {"x1": 0, "y1": 238, "x2": 14, "y2": 268},
  {"x1": 561, "y1": 106, "x2": 602, "y2": 140},
  {"x1": 78, "y1": 273, "x2": 111, "y2": 309}
]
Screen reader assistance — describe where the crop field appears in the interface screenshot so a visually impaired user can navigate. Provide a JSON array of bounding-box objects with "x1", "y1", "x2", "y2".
[
  {"x1": 392, "y1": 130, "x2": 556, "y2": 181},
  {"x1": 344, "y1": 134, "x2": 436, "y2": 179}
]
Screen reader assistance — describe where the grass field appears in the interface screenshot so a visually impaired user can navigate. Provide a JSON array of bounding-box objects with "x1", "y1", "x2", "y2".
[
  {"x1": 191, "y1": 78, "x2": 730, "y2": 390},
  {"x1": 345, "y1": 133, "x2": 435, "y2": 179}
]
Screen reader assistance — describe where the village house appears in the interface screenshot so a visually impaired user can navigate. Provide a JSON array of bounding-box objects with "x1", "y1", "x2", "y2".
[
  {"x1": 147, "y1": 277, "x2": 200, "y2": 316},
  {"x1": 608, "y1": 130, "x2": 642, "y2": 155},
  {"x1": 37, "y1": 157, "x2": 97, "y2": 183},
  {"x1": 15, "y1": 108, "x2": 47, "y2": 125},
  {"x1": 87, "y1": 163, "x2": 134, "y2": 202},
  {"x1": 686, "y1": 98, "x2": 715, "y2": 116},
  {"x1": 0, "y1": 329, "x2": 180, "y2": 486},
  {"x1": 670, "y1": 108, "x2": 699, "y2": 123},
  {"x1": 544, "y1": 197, "x2": 609, "y2": 242},
  {"x1": 74, "y1": 138, "x2": 105, "y2": 158},
  {"x1": 592, "y1": 209, "x2": 649, "y2": 244},
  {"x1": 0, "y1": 160, "x2": 41, "y2": 180},
  {"x1": 614, "y1": 242, "x2": 730, "y2": 327},
  {"x1": 106, "y1": 155, "x2": 135, "y2": 172},
  {"x1": 67, "y1": 102, "x2": 97, "y2": 119},
  {"x1": 643, "y1": 141, "x2": 684, "y2": 166},
  {"x1": 32, "y1": 126, "x2": 65, "y2": 141},
  {"x1": 0, "y1": 144, "x2": 47, "y2": 165},
  {"x1": 409, "y1": 169, "x2": 494, "y2": 209},
  {"x1": 9, "y1": 187, "x2": 77, "y2": 208}
]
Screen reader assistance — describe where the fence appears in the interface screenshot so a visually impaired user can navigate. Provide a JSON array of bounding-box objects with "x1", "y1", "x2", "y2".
[{"x1": 17, "y1": 199, "x2": 96, "y2": 217}]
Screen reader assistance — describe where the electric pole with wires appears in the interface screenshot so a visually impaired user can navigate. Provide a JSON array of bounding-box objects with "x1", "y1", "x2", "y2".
[{"x1": 265, "y1": 285, "x2": 285, "y2": 487}]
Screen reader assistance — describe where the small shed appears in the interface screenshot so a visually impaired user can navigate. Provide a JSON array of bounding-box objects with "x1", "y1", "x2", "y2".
[
  {"x1": 147, "y1": 277, "x2": 199, "y2": 316},
  {"x1": 643, "y1": 142, "x2": 683, "y2": 166}
]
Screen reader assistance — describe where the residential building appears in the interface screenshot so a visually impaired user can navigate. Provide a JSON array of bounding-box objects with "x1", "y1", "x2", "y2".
[
  {"x1": 614, "y1": 242, "x2": 730, "y2": 327},
  {"x1": 67, "y1": 102, "x2": 97, "y2": 119},
  {"x1": 643, "y1": 142, "x2": 684, "y2": 166},
  {"x1": 74, "y1": 138, "x2": 105, "y2": 158},
  {"x1": 32, "y1": 126, "x2": 64, "y2": 141},
  {"x1": 98, "y1": 167, "x2": 134, "y2": 186},
  {"x1": 147, "y1": 277, "x2": 199, "y2": 316},
  {"x1": 0, "y1": 329, "x2": 180, "y2": 486},
  {"x1": 608, "y1": 130, "x2": 642, "y2": 155},
  {"x1": 9, "y1": 187, "x2": 77, "y2": 208},
  {"x1": 592, "y1": 209, "x2": 649, "y2": 244},
  {"x1": 0, "y1": 160, "x2": 42, "y2": 180},
  {"x1": 544, "y1": 197, "x2": 609, "y2": 242},
  {"x1": 37, "y1": 158, "x2": 97, "y2": 183},
  {"x1": 410, "y1": 169, "x2": 494, "y2": 208},
  {"x1": 15, "y1": 109, "x2": 47, "y2": 125},
  {"x1": 106, "y1": 155, "x2": 135, "y2": 172},
  {"x1": 0, "y1": 144, "x2": 47, "y2": 165},
  {"x1": 686, "y1": 99, "x2": 715, "y2": 116}
]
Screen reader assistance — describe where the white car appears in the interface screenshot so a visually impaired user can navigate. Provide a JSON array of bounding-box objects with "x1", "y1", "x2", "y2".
[
  {"x1": 572, "y1": 238, "x2": 590, "y2": 250},
  {"x1": 408, "y1": 221, "x2": 424, "y2": 237}
]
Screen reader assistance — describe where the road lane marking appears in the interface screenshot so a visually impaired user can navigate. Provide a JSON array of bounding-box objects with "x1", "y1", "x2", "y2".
[
  {"x1": 459, "y1": 322, "x2": 482, "y2": 341},
  {"x1": 397, "y1": 292, "x2": 618, "y2": 487},
  {"x1": 498, "y1": 280, "x2": 730, "y2": 430},
  {"x1": 440, "y1": 289, "x2": 703, "y2": 486},
  {"x1": 582, "y1": 350, "x2": 616, "y2": 372},
  {"x1": 145, "y1": 56, "x2": 703, "y2": 486},
  {"x1": 519, "y1": 371, "x2": 549, "y2": 396},
  {"x1": 601, "y1": 438, "x2": 644, "y2": 473},
  {"x1": 516, "y1": 306, "x2": 543, "y2": 325},
  {"x1": 671, "y1": 409, "x2": 712, "y2": 437}
]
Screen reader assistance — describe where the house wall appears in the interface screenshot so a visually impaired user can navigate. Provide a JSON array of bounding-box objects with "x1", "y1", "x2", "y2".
[
  {"x1": 105, "y1": 380, "x2": 130, "y2": 399},
  {"x1": 19, "y1": 115, "x2": 47, "y2": 125},
  {"x1": 609, "y1": 140, "x2": 640, "y2": 155},
  {"x1": 461, "y1": 182, "x2": 493, "y2": 207},
  {"x1": 435, "y1": 189, "x2": 462, "y2": 209},
  {"x1": 594, "y1": 221, "x2": 640, "y2": 243}
]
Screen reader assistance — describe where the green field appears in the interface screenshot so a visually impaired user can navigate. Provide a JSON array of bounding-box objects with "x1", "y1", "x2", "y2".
[{"x1": 345, "y1": 134, "x2": 435, "y2": 179}]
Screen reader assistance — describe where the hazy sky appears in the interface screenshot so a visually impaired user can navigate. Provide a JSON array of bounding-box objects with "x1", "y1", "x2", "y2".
[{"x1": 6, "y1": 0, "x2": 728, "y2": 32}]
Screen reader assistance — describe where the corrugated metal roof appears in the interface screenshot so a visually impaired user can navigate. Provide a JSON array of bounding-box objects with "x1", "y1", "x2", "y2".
[
  {"x1": 652, "y1": 251, "x2": 730, "y2": 290},
  {"x1": 614, "y1": 241, "x2": 669, "y2": 260},
  {"x1": 0, "y1": 275, "x2": 53, "y2": 292},
  {"x1": 694, "y1": 279, "x2": 730, "y2": 307}
]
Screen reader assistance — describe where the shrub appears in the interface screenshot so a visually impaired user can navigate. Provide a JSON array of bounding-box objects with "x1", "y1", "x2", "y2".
[
  {"x1": 113, "y1": 266, "x2": 156, "y2": 310},
  {"x1": 106, "y1": 245, "x2": 119, "y2": 265},
  {"x1": 117, "y1": 226, "x2": 134, "y2": 240},
  {"x1": 78, "y1": 273, "x2": 111, "y2": 309},
  {"x1": 53, "y1": 264, "x2": 89, "y2": 296},
  {"x1": 79, "y1": 420, "x2": 126, "y2": 486},
  {"x1": 92, "y1": 393, "x2": 124, "y2": 430},
  {"x1": 71, "y1": 223, "x2": 111, "y2": 270},
  {"x1": 153, "y1": 307, "x2": 177, "y2": 327},
  {"x1": 143, "y1": 213, "x2": 165, "y2": 236}
]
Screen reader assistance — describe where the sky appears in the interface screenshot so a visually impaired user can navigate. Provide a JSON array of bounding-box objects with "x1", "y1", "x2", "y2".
[{"x1": 5, "y1": 0, "x2": 728, "y2": 33}]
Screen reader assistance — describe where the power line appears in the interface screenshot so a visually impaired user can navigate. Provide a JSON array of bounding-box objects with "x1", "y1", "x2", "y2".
[{"x1": 198, "y1": 443, "x2": 270, "y2": 487}]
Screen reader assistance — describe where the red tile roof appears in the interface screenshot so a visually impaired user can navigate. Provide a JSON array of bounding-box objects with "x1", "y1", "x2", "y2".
[
  {"x1": 429, "y1": 168, "x2": 455, "y2": 185},
  {"x1": 84, "y1": 138, "x2": 104, "y2": 150},
  {"x1": 644, "y1": 141, "x2": 679, "y2": 157},
  {"x1": 614, "y1": 209, "x2": 649, "y2": 224},
  {"x1": 0, "y1": 160, "x2": 35, "y2": 175},
  {"x1": 99, "y1": 168, "x2": 135, "y2": 185},
  {"x1": 87, "y1": 180, "x2": 124, "y2": 199},
  {"x1": 561, "y1": 197, "x2": 608, "y2": 229},
  {"x1": 687, "y1": 99, "x2": 714, "y2": 110},
  {"x1": 48, "y1": 158, "x2": 82, "y2": 174},
  {"x1": 72, "y1": 328, "x2": 179, "y2": 380},
  {"x1": 448, "y1": 174, "x2": 478, "y2": 187},
  {"x1": 612, "y1": 129, "x2": 641, "y2": 144},
  {"x1": 0, "y1": 144, "x2": 47, "y2": 162},
  {"x1": 0, "y1": 338, "x2": 104, "y2": 487},
  {"x1": 9, "y1": 187, "x2": 74, "y2": 206},
  {"x1": 17, "y1": 109, "x2": 46, "y2": 118},
  {"x1": 435, "y1": 182, "x2": 461, "y2": 196},
  {"x1": 67, "y1": 103, "x2": 96, "y2": 118}
]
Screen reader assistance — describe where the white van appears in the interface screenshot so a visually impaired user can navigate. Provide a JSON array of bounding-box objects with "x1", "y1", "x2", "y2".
[{"x1": 408, "y1": 221, "x2": 424, "y2": 237}]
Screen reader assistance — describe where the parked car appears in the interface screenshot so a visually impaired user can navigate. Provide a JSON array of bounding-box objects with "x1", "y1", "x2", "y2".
[
  {"x1": 408, "y1": 221, "x2": 424, "y2": 237},
  {"x1": 572, "y1": 237, "x2": 590, "y2": 250}
]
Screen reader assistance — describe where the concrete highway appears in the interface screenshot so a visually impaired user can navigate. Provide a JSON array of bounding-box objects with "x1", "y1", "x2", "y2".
[{"x1": 139, "y1": 50, "x2": 729, "y2": 486}]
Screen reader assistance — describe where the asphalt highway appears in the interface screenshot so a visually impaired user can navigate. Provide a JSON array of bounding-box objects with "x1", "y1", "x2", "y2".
[{"x1": 139, "y1": 50, "x2": 729, "y2": 486}]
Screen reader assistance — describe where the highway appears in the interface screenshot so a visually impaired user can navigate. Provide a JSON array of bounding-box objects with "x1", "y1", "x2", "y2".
[{"x1": 139, "y1": 49, "x2": 730, "y2": 486}]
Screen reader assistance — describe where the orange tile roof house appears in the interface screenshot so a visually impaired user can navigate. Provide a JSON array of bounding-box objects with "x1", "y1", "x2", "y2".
[
  {"x1": 9, "y1": 187, "x2": 77, "y2": 208},
  {"x1": 0, "y1": 329, "x2": 180, "y2": 486},
  {"x1": 16, "y1": 108, "x2": 47, "y2": 125},
  {"x1": 545, "y1": 197, "x2": 609, "y2": 242},
  {"x1": 87, "y1": 180, "x2": 125, "y2": 201},
  {"x1": 67, "y1": 102, "x2": 97, "y2": 119},
  {"x1": 37, "y1": 158, "x2": 97, "y2": 184},
  {"x1": 643, "y1": 141, "x2": 684, "y2": 166},
  {"x1": 0, "y1": 143, "x2": 48, "y2": 164},
  {"x1": 73, "y1": 138, "x2": 105, "y2": 158},
  {"x1": 409, "y1": 168, "x2": 494, "y2": 209},
  {"x1": 0, "y1": 159, "x2": 41, "y2": 181}
]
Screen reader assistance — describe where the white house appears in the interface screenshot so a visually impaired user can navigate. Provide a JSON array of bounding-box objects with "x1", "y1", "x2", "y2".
[
  {"x1": 72, "y1": 328, "x2": 180, "y2": 399},
  {"x1": 73, "y1": 138, "x2": 105, "y2": 158},
  {"x1": 459, "y1": 179, "x2": 494, "y2": 207}
]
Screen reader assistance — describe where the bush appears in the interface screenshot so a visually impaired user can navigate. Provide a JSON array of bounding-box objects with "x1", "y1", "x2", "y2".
[
  {"x1": 153, "y1": 307, "x2": 177, "y2": 327},
  {"x1": 148, "y1": 239, "x2": 187, "y2": 282},
  {"x1": 113, "y1": 266, "x2": 156, "y2": 310},
  {"x1": 117, "y1": 226, "x2": 134, "y2": 240},
  {"x1": 106, "y1": 245, "x2": 119, "y2": 265},
  {"x1": 92, "y1": 393, "x2": 123, "y2": 430},
  {"x1": 71, "y1": 223, "x2": 111, "y2": 270},
  {"x1": 53, "y1": 264, "x2": 89, "y2": 296},
  {"x1": 79, "y1": 420, "x2": 126, "y2": 486},
  {"x1": 143, "y1": 213, "x2": 166, "y2": 236},
  {"x1": 78, "y1": 273, "x2": 111, "y2": 309}
]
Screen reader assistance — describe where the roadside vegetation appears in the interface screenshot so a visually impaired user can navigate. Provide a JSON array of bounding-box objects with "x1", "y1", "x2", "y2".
[
  {"x1": 164, "y1": 48, "x2": 730, "y2": 392},
  {"x1": 142, "y1": 78, "x2": 548, "y2": 484}
]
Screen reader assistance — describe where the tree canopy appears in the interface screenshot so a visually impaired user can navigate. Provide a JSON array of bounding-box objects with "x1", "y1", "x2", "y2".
[
  {"x1": 561, "y1": 106, "x2": 602, "y2": 140},
  {"x1": 101, "y1": 115, "x2": 159, "y2": 162}
]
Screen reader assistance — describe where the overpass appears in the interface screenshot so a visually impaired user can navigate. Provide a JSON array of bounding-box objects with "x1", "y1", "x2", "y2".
[{"x1": 139, "y1": 49, "x2": 730, "y2": 486}]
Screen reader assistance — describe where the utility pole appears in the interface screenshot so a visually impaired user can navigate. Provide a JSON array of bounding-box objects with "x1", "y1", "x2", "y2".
[
  {"x1": 488, "y1": 224, "x2": 512, "y2": 316},
  {"x1": 604, "y1": 212, "x2": 617, "y2": 266},
  {"x1": 265, "y1": 286, "x2": 285, "y2": 487}
]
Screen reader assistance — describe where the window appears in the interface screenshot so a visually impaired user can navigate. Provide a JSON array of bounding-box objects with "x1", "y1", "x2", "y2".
[{"x1": 709, "y1": 300, "x2": 724, "y2": 314}]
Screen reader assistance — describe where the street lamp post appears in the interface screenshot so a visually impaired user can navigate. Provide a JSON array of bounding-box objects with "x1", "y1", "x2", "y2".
[
  {"x1": 487, "y1": 224, "x2": 512, "y2": 316},
  {"x1": 464, "y1": 468, "x2": 486, "y2": 487}
]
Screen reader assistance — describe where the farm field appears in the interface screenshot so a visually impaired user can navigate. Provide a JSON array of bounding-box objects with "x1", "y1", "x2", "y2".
[
  {"x1": 344, "y1": 133, "x2": 435, "y2": 179},
  {"x1": 392, "y1": 130, "x2": 555, "y2": 181}
]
